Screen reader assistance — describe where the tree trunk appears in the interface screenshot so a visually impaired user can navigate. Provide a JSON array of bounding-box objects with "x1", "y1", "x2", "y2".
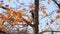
[
  {"x1": 33, "y1": 0, "x2": 39, "y2": 34},
  {"x1": 51, "y1": 31, "x2": 54, "y2": 34},
  {"x1": 33, "y1": 24, "x2": 39, "y2": 34}
]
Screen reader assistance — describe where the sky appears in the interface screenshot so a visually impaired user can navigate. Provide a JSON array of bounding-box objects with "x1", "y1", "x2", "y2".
[{"x1": 0, "y1": 0, "x2": 60, "y2": 34}]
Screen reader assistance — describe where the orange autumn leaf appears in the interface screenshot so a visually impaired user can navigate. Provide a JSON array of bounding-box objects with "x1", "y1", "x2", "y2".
[
  {"x1": 28, "y1": 19, "x2": 32, "y2": 23},
  {"x1": 0, "y1": 22, "x2": 2, "y2": 25},
  {"x1": 50, "y1": 19, "x2": 54, "y2": 24},
  {"x1": 0, "y1": 14, "x2": 3, "y2": 17},
  {"x1": 9, "y1": 10, "x2": 14, "y2": 16},
  {"x1": 0, "y1": 19, "x2": 4, "y2": 24},
  {"x1": 57, "y1": 9, "x2": 60, "y2": 13},
  {"x1": 1, "y1": 16, "x2": 6, "y2": 21},
  {"x1": 44, "y1": 29, "x2": 49, "y2": 32},
  {"x1": 29, "y1": 4, "x2": 35, "y2": 9},
  {"x1": 5, "y1": 29, "x2": 9, "y2": 34},
  {"x1": 17, "y1": 9, "x2": 22, "y2": 18},
  {"x1": 39, "y1": 5, "x2": 46, "y2": 10},
  {"x1": 0, "y1": 8, "x2": 32, "y2": 26},
  {"x1": 56, "y1": 15, "x2": 60, "y2": 19},
  {"x1": 22, "y1": 24, "x2": 28, "y2": 27},
  {"x1": 27, "y1": 17, "x2": 32, "y2": 23},
  {"x1": 0, "y1": 20, "x2": 3, "y2": 25},
  {"x1": 6, "y1": 10, "x2": 14, "y2": 18},
  {"x1": 18, "y1": 18, "x2": 24, "y2": 22},
  {"x1": 0, "y1": 26, "x2": 3, "y2": 29},
  {"x1": 13, "y1": 11, "x2": 17, "y2": 17},
  {"x1": 13, "y1": 18, "x2": 19, "y2": 24},
  {"x1": 4, "y1": 14, "x2": 9, "y2": 18}
]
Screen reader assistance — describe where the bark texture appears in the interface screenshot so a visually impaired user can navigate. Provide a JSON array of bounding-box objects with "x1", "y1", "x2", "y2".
[{"x1": 33, "y1": 0, "x2": 39, "y2": 34}]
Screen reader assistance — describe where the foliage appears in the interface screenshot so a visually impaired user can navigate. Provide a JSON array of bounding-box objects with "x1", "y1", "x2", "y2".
[{"x1": 0, "y1": 0, "x2": 60, "y2": 34}]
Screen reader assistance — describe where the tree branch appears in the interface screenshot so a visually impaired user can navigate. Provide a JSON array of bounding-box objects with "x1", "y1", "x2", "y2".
[
  {"x1": 52, "y1": 0, "x2": 60, "y2": 8},
  {"x1": 23, "y1": 18, "x2": 34, "y2": 27},
  {"x1": 0, "y1": 30, "x2": 6, "y2": 34},
  {"x1": 0, "y1": 5, "x2": 10, "y2": 10},
  {"x1": 52, "y1": 0, "x2": 58, "y2": 5},
  {"x1": 39, "y1": 31, "x2": 60, "y2": 34},
  {"x1": 0, "y1": 5, "x2": 34, "y2": 27},
  {"x1": 40, "y1": 10, "x2": 55, "y2": 20},
  {"x1": 39, "y1": 31, "x2": 60, "y2": 33}
]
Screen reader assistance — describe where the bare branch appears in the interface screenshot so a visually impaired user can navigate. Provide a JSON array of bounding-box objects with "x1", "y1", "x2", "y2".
[
  {"x1": 39, "y1": 31, "x2": 60, "y2": 34},
  {"x1": 40, "y1": 31, "x2": 60, "y2": 33},
  {"x1": 52, "y1": 0, "x2": 58, "y2": 5},
  {"x1": 0, "y1": 30, "x2": 6, "y2": 34},
  {"x1": 0, "y1": 5, "x2": 10, "y2": 10},
  {"x1": 52, "y1": 0, "x2": 60, "y2": 8},
  {"x1": 23, "y1": 18, "x2": 34, "y2": 27},
  {"x1": 40, "y1": 11, "x2": 55, "y2": 20}
]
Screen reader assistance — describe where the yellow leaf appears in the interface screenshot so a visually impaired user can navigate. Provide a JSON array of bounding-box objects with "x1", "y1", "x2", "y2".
[
  {"x1": 8, "y1": 0, "x2": 12, "y2": 3},
  {"x1": 42, "y1": 10, "x2": 48, "y2": 16}
]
